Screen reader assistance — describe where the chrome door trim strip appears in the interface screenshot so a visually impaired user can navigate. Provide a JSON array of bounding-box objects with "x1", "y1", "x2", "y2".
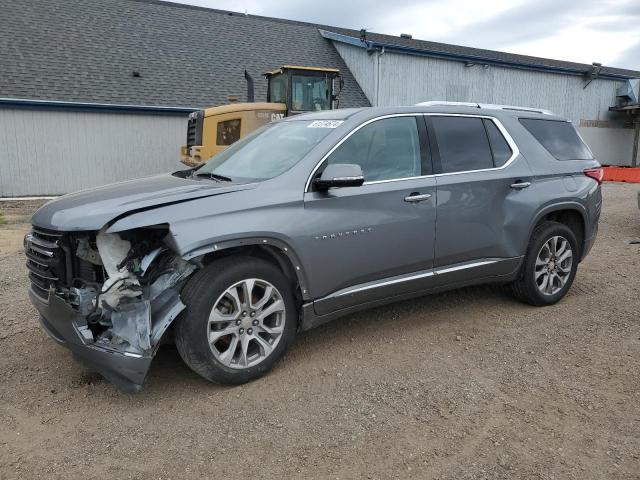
[
  {"x1": 304, "y1": 113, "x2": 521, "y2": 192},
  {"x1": 334, "y1": 269, "x2": 435, "y2": 297},
  {"x1": 434, "y1": 259, "x2": 498, "y2": 275},
  {"x1": 331, "y1": 259, "x2": 500, "y2": 299}
]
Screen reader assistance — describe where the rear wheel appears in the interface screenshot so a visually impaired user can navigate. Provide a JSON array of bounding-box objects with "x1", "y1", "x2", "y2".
[
  {"x1": 175, "y1": 256, "x2": 297, "y2": 385},
  {"x1": 511, "y1": 221, "x2": 578, "y2": 306}
]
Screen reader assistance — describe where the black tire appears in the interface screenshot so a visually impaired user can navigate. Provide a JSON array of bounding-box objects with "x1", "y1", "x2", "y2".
[
  {"x1": 510, "y1": 221, "x2": 579, "y2": 306},
  {"x1": 174, "y1": 255, "x2": 297, "y2": 385}
]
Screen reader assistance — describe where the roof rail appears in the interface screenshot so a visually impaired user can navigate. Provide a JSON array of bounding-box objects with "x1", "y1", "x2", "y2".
[{"x1": 415, "y1": 100, "x2": 556, "y2": 115}]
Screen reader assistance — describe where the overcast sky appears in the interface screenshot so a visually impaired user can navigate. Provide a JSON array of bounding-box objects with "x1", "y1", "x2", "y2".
[{"x1": 168, "y1": 0, "x2": 640, "y2": 71}]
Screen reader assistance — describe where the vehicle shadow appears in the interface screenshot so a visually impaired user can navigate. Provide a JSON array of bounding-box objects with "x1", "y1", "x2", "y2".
[{"x1": 144, "y1": 283, "x2": 520, "y2": 392}]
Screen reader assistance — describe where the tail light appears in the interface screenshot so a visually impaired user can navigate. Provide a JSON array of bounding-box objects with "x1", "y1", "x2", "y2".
[{"x1": 584, "y1": 167, "x2": 604, "y2": 184}]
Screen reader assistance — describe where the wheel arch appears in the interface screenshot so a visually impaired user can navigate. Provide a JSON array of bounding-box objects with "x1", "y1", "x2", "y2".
[
  {"x1": 183, "y1": 237, "x2": 310, "y2": 301},
  {"x1": 528, "y1": 202, "x2": 587, "y2": 259}
]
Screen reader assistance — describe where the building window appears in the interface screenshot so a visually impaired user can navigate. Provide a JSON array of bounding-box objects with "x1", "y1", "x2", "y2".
[{"x1": 216, "y1": 119, "x2": 241, "y2": 146}]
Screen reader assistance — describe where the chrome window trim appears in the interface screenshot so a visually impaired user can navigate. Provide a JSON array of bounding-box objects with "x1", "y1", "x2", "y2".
[
  {"x1": 332, "y1": 176, "x2": 364, "y2": 181},
  {"x1": 363, "y1": 174, "x2": 433, "y2": 186},
  {"x1": 304, "y1": 113, "x2": 521, "y2": 192}
]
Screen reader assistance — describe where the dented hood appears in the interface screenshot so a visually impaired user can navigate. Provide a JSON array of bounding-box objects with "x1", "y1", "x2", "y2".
[{"x1": 31, "y1": 173, "x2": 257, "y2": 231}]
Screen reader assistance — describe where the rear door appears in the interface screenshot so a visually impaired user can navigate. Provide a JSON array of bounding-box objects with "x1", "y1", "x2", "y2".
[
  {"x1": 427, "y1": 114, "x2": 533, "y2": 283},
  {"x1": 302, "y1": 115, "x2": 437, "y2": 314}
]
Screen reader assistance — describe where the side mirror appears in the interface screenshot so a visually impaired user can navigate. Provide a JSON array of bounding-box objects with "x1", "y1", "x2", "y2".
[{"x1": 313, "y1": 164, "x2": 364, "y2": 190}]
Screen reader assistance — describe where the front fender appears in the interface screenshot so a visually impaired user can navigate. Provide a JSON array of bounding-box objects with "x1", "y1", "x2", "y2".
[{"x1": 183, "y1": 235, "x2": 312, "y2": 301}]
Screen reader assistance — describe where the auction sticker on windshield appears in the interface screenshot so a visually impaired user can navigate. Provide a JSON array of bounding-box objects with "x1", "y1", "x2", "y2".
[{"x1": 307, "y1": 120, "x2": 344, "y2": 128}]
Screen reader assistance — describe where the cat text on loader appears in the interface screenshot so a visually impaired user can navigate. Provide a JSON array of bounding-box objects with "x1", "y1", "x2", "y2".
[{"x1": 180, "y1": 66, "x2": 342, "y2": 166}]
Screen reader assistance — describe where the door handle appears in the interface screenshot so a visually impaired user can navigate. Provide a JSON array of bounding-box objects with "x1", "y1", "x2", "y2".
[
  {"x1": 404, "y1": 193, "x2": 432, "y2": 203},
  {"x1": 510, "y1": 181, "x2": 531, "y2": 189}
]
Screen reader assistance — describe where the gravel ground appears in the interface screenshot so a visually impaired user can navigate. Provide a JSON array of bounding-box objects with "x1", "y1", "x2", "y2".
[{"x1": 1, "y1": 183, "x2": 639, "y2": 480}]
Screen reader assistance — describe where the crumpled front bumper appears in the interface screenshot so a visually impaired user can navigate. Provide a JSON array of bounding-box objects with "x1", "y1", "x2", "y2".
[{"x1": 30, "y1": 288, "x2": 153, "y2": 392}]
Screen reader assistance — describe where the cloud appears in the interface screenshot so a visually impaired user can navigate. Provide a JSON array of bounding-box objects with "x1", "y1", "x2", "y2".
[
  {"x1": 166, "y1": 0, "x2": 640, "y2": 70},
  {"x1": 250, "y1": 0, "x2": 428, "y2": 31},
  {"x1": 435, "y1": 0, "x2": 598, "y2": 48},
  {"x1": 167, "y1": 0, "x2": 429, "y2": 31},
  {"x1": 613, "y1": 40, "x2": 640, "y2": 71}
]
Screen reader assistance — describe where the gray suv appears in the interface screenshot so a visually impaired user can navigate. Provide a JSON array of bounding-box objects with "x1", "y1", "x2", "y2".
[{"x1": 26, "y1": 103, "x2": 602, "y2": 391}]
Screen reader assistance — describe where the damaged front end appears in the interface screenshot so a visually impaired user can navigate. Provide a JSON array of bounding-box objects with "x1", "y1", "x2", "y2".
[{"x1": 26, "y1": 225, "x2": 197, "y2": 391}]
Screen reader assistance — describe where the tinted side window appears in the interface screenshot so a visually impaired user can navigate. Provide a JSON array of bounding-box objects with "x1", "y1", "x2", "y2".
[
  {"x1": 325, "y1": 117, "x2": 421, "y2": 182},
  {"x1": 519, "y1": 118, "x2": 592, "y2": 160},
  {"x1": 484, "y1": 119, "x2": 512, "y2": 167},
  {"x1": 431, "y1": 117, "x2": 493, "y2": 173}
]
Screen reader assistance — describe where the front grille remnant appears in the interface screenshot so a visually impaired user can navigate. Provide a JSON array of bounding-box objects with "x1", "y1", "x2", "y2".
[
  {"x1": 25, "y1": 227, "x2": 65, "y2": 301},
  {"x1": 185, "y1": 110, "x2": 203, "y2": 149}
]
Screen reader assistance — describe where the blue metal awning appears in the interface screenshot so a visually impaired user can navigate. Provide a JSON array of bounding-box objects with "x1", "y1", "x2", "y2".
[{"x1": 0, "y1": 98, "x2": 198, "y2": 115}]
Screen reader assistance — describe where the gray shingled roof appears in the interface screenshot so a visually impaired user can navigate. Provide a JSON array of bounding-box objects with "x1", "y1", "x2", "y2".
[
  {"x1": 2, "y1": 0, "x2": 637, "y2": 110},
  {"x1": 323, "y1": 29, "x2": 640, "y2": 79},
  {"x1": 0, "y1": 0, "x2": 370, "y2": 108}
]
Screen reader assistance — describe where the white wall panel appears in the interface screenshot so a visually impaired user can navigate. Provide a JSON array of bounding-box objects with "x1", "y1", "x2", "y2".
[
  {"x1": 578, "y1": 126, "x2": 636, "y2": 166},
  {"x1": 0, "y1": 108, "x2": 188, "y2": 196}
]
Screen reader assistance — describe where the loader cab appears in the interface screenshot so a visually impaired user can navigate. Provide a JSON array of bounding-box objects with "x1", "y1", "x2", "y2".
[
  {"x1": 180, "y1": 66, "x2": 342, "y2": 167},
  {"x1": 265, "y1": 66, "x2": 342, "y2": 115}
]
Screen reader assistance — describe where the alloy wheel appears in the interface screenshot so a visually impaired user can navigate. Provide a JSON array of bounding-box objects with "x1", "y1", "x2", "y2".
[
  {"x1": 534, "y1": 235, "x2": 573, "y2": 295},
  {"x1": 207, "y1": 278, "x2": 286, "y2": 369}
]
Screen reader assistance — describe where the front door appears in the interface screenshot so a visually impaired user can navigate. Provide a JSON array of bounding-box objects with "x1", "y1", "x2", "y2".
[{"x1": 301, "y1": 115, "x2": 437, "y2": 314}]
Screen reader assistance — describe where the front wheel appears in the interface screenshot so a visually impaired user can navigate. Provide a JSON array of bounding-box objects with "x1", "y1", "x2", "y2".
[
  {"x1": 175, "y1": 256, "x2": 297, "y2": 385},
  {"x1": 510, "y1": 221, "x2": 579, "y2": 306}
]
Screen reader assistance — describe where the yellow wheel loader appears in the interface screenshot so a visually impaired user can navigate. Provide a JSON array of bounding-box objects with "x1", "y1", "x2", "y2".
[{"x1": 180, "y1": 66, "x2": 342, "y2": 166}]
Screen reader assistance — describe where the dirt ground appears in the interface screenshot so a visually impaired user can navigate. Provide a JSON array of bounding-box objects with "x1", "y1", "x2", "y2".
[{"x1": 0, "y1": 184, "x2": 639, "y2": 480}]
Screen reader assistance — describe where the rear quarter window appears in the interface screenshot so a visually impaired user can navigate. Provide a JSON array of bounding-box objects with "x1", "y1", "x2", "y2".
[{"x1": 519, "y1": 118, "x2": 592, "y2": 160}]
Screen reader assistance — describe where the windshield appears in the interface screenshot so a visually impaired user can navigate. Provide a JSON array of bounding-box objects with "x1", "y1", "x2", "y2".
[
  {"x1": 195, "y1": 120, "x2": 337, "y2": 181},
  {"x1": 291, "y1": 75, "x2": 331, "y2": 111}
]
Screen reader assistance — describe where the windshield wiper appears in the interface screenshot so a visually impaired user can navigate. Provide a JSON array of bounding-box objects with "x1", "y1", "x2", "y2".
[{"x1": 194, "y1": 172, "x2": 233, "y2": 182}]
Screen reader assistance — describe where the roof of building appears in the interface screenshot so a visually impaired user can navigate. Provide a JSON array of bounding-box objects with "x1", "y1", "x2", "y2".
[
  {"x1": 320, "y1": 30, "x2": 640, "y2": 80},
  {"x1": 1, "y1": 0, "x2": 637, "y2": 110},
  {"x1": 0, "y1": 0, "x2": 370, "y2": 109}
]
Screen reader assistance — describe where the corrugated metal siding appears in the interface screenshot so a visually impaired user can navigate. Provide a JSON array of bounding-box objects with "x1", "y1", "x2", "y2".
[
  {"x1": 0, "y1": 108, "x2": 187, "y2": 196},
  {"x1": 335, "y1": 43, "x2": 635, "y2": 165},
  {"x1": 335, "y1": 43, "x2": 626, "y2": 123}
]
